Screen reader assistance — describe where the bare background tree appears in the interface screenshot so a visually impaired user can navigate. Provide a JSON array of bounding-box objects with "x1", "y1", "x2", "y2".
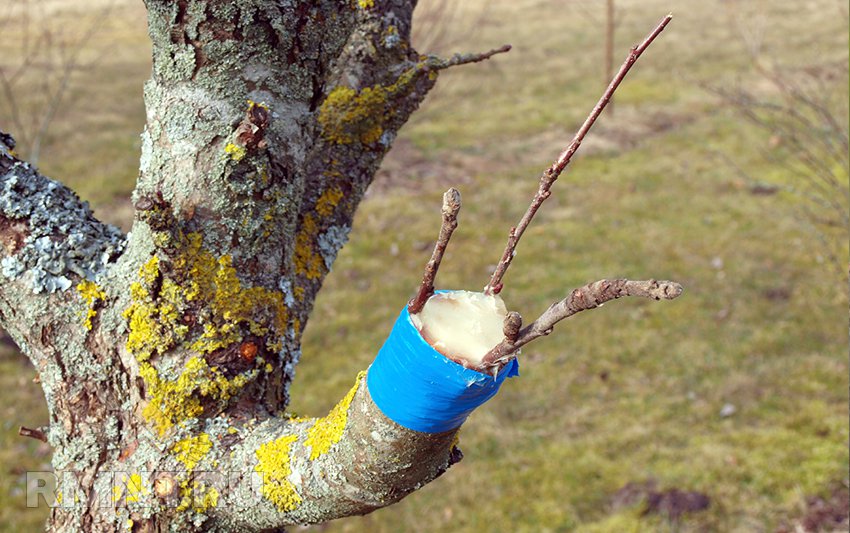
[
  {"x1": 711, "y1": 65, "x2": 849, "y2": 281},
  {"x1": 710, "y1": 1, "x2": 849, "y2": 283},
  {"x1": 568, "y1": 0, "x2": 620, "y2": 115},
  {"x1": 0, "y1": 0, "x2": 117, "y2": 164}
]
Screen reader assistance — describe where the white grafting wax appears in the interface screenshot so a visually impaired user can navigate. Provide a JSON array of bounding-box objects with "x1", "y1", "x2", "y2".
[{"x1": 411, "y1": 291, "x2": 507, "y2": 368}]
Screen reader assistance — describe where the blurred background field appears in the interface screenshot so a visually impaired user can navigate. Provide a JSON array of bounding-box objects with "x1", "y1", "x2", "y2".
[{"x1": 0, "y1": 0, "x2": 847, "y2": 531}]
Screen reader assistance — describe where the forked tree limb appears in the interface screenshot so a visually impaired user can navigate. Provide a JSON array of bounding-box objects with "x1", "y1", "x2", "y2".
[
  {"x1": 483, "y1": 14, "x2": 673, "y2": 295},
  {"x1": 409, "y1": 188, "x2": 462, "y2": 314},
  {"x1": 480, "y1": 279, "x2": 683, "y2": 368}
]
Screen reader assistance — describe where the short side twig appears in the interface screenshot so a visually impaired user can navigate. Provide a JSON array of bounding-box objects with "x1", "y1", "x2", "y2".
[
  {"x1": 408, "y1": 188, "x2": 462, "y2": 314},
  {"x1": 418, "y1": 44, "x2": 511, "y2": 77},
  {"x1": 480, "y1": 279, "x2": 683, "y2": 368},
  {"x1": 484, "y1": 14, "x2": 673, "y2": 295},
  {"x1": 503, "y1": 311, "x2": 522, "y2": 343},
  {"x1": 19, "y1": 425, "x2": 48, "y2": 443},
  {"x1": 439, "y1": 44, "x2": 512, "y2": 69}
]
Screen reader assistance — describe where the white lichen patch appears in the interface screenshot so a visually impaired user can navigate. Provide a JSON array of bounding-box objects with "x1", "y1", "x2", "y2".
[
  {"x1": 411, "y1": 291, "x2": 508, "y2": 368},
  {"x1": 0, "y1": 163, "x2": 125, "y2": 293},
  {"x1": 316, "y1": 225, "x2": 351, "y2": 270}
]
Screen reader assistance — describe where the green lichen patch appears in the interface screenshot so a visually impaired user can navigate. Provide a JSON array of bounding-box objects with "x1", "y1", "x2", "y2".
[
  {"x1": 255, "y1": 434, "x2": 302, "y2": 512},
  {"x1": 304, "y1": 371, "x2": 365, "y2": 460},
  {"x1": 0, "y1": 159, "x2": 125, "y2": 294},
  {"x1": 76, "y1": 280, "x2": 106, "y2": 330}
]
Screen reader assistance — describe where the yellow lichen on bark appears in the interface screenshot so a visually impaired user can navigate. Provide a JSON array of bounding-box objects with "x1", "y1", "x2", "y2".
[
  {"x1": 112, "y1": 473, "x2": 148, "y2": 504},
  {"x1": 76, "y1": 280, "x2": 106, "y2": 330},
  {"x1": 304, "y1": 371, "x2": 366, "y2": 460},
  {"x1": 175, "y1": 233, "x2": 289, "y2": 354},
  {"x1": 292, "y1": 186, "x2": 346, "y2": 281},
  {"x1": 315, "y1": 186, "x2": 344, "y2": 217},
  {"x1": 317, "y1": 68, "x2": 417, "y2": 145},
  {"x1": 255, "y1": 434, "x2": 302, "y2": 512},
  {"x1": 294, "y1": 214, "x2": 326, "y2": 280},
  {"x1": 172, "y1": 433, "x2": 213, "y2": 472},
  {"x1": 177, "y1": 479, "x2": 219, "y2": 513},
  {"x1": 123, "y1": 232, "x2": 292, "y2": 433},
  {"x1": 170, "y1": 431, "x2": 220, "y2": 514},
  {"x1": 139, "y1": 357, "x2": 249, "y2": 435},
  {"x1": 124, "y1": 257, "x2": 188, "y2": 362},
  {"x1": 224, "y1": 142, "x2": 247, "y2": 161}
]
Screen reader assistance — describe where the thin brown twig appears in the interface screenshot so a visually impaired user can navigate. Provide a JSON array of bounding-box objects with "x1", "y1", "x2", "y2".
[
  {"x1": 420, "y1": 44, "x2": 512, "y2": 76},
  {"x1": 408, "y1": 188, "x2": 462, "y2": 314},
  {"x1": 19, "y1": 425, "x2": 47, "y2": 443},
  {"x1": 479, "y1": 278, "x2": 683, "y2": 369},
  {"x1": 440, "y1": 44, "x2": 512, "y2": 68},
  {"x1": 483, "y1": 14, "x2": 673, "y2": 295}
]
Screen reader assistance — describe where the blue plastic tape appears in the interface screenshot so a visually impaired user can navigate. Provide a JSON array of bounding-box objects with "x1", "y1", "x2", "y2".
[{"x1": 367, "y1": 297, "x2": 519, "y2": 433}]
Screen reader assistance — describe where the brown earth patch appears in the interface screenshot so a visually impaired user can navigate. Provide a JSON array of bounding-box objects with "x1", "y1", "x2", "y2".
[
  {"x1": 610, "y1": 479, "x2": 710, "y2": 521},
  {"x1": 777, "y1": 483, "x2": 850, "y2": 533}
]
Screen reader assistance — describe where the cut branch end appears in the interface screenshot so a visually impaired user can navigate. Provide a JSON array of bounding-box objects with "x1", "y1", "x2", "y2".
[{"x1": 19, "y1": 425, "x2": 47, "y2": 443}]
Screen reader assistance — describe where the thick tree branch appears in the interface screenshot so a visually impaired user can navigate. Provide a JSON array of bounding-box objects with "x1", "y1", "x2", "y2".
[
  {"x1": 408, "y1": 188, "x2": 461, "y2": 314},
  {"x1": 0, "y1": 131, "x2": 125, "y2": 368},
  {"x1": 29, "y1": 3, "x2": 509, "y2": 528},
  {"x1": 90, "y1": 373, "x2": 460, "y2": 530},
  {"x1": 0, "y1": 132, "x2": 140, "y2": 533},
  {"x1": 484, "y1": 14, "x2": 673, "y2": 295},
  {"x1": 480, "y1": 279, "x2": 683, "y2": 368},
  {"x1": 124, "y1": 0, "x2": 512, "y2": 460},
  {"x1": 221, "y1": 378, "x2": 459, "y2": 528}
]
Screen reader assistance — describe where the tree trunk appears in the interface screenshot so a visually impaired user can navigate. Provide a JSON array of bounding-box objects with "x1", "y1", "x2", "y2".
[{"x1": 0, "y1": 1, "x2": 471, "y2": 530}]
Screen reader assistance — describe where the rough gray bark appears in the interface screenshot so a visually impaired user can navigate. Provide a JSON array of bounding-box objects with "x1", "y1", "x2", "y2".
[
  {"x1": 0, "y1": 2, "x2": 475, "y2": 531},
  {"x1": 1, "y1": 3, "x2": 680, "y2": 531}
]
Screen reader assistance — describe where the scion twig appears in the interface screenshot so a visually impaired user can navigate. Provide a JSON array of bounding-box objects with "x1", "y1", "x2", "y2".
[
  {"x1": 483, "y1": 14, "x2": 673, "y2": 295},
  {"x1": 408, "y1": 188, "x2": 462, "y2": 314},
  {"x1": 480, "y1": 279, "x2": 683, "y2": 369}
]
